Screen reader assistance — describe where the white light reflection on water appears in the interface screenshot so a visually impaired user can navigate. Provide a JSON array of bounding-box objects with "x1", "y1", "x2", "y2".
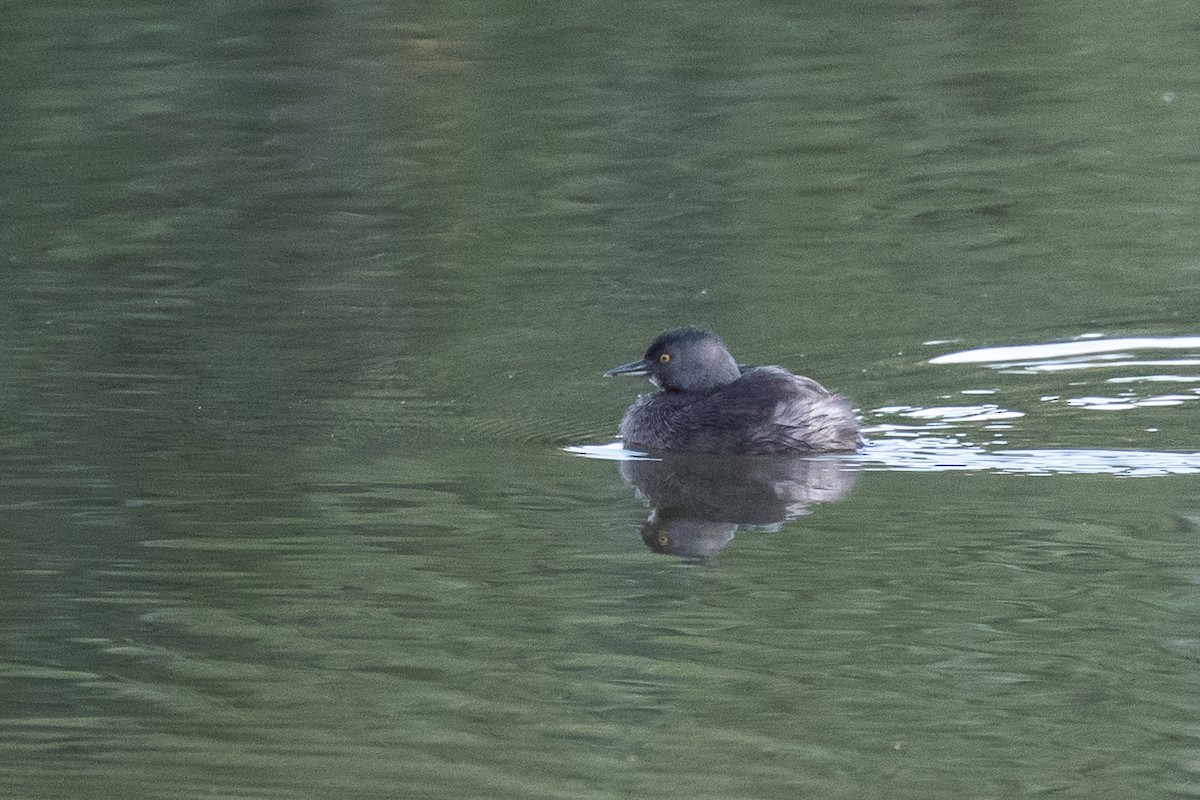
[
  {"x1": 1002, "y1": 359, "x2": 1200, "y2": 374},
  {"x1": 566, "y1": 440, "x2": 1200, "y2": 476},
  {"x1": 564, "y1": 442, "x2": 656, "y2": 460},
  {"x1": 858, "y1": 438, "x2": 1200, "y2": 476},
  {"x1": 1107, "y1": 375, "x2": 1200, "y2": 384},
  {"x1": 1067, "y1": 394, "x2": 1197, "y2": 411},
  {"x1": 929, "y1": 335, "x2": 1200, "y2": 411},
  {"x1": 929, "y1": 336, "x2": 1200, "y2": 366},
  {"x1": 873, "y1": 404, "x2": 1023, "y2": 422}
]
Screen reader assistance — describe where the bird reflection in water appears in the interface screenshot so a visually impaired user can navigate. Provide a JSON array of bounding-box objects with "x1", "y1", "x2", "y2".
[{"x1": 620, "y1": 454, "x2": 859, "y2": 558}]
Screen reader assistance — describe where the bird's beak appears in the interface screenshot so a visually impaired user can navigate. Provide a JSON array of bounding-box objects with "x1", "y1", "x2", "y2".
[{"x1": 604, "y1": 359, "x2": 650, "y2": 378}]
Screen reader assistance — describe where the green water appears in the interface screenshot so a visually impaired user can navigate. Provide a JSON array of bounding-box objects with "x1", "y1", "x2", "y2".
[{"x1": 5, "y1": 1, "x2": 1200, "y2": 797}]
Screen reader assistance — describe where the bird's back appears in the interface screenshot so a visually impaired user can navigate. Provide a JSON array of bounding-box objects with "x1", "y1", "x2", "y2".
[{"x1": 620, "y1": 366, "x2": 861, "y2": 455}]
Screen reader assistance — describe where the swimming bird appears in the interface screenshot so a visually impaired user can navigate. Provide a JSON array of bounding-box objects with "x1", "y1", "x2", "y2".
[{"x1": 605, "y1": 327, "x2": 862, "y2": 455}]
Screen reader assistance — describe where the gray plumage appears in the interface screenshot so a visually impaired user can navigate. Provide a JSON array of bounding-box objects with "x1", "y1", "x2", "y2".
[{"x1": 606, "y1": 327, "x2": 862, "y2": 455}]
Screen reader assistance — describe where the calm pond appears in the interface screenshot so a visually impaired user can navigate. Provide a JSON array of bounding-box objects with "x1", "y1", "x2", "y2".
[{"x1": 5, "y1": 1, "x2": 1200, "y2": 798}]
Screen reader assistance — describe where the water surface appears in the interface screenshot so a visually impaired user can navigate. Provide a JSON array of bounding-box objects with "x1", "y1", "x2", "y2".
[{"x1": 5, "y1": 1, "x2": 1200, "y2": 798}]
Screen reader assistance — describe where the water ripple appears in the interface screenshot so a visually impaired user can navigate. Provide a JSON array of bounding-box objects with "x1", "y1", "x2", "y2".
[
  {"x1": 873, "y1": 404, "x2": 1024, "y2": 422},
  {"x1": 858, "y1": 438, "x2": 1200, "y2": 476},
  {"x1": 567, "y1": 440, "x2": 1200, "y2": 476},
  {"x1": 930, "y1": 336, "x2": 1200, "y2": 367}
]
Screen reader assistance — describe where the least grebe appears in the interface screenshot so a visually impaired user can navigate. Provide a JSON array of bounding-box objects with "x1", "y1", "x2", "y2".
[{"x1": 606, "y1": 327, "x2": 863, "y2": 455}]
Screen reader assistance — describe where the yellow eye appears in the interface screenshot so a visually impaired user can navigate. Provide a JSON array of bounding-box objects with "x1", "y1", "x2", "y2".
[{"x1": 658, "y1": 353, "x2": 671, "y2": 364}]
